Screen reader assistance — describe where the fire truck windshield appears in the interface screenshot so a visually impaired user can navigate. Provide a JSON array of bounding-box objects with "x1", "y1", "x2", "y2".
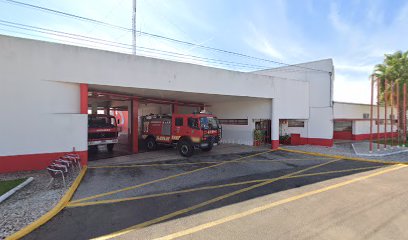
[
  {"x1": 88, "y1": 116, "x2": 116, "y2": 128},
  {"x1": 200, "y1": 117, "x2": 219, "y2": 130}
]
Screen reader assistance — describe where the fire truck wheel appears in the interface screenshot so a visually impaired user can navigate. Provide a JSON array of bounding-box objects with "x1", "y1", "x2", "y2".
[
  {"x1": 178, "y1": 140, "x2": 194, "y2": 157},
  {"x1": 107, "y1": 144, "x2": 115, "y2": 152},
  {"x1": 146, "y1": 137, "x2": 157, "y2": 151},
  {"x1": 201, "y1": 143, "x2": 213, "y2": 152}
]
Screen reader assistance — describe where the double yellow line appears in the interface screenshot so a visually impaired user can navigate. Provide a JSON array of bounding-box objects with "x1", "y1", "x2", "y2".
[
  {"x1": 91, "y1": 159, "x2": 341, "y2": 240},
  {"x1": 71, "y1": 150, "x2": 276, "y2": 204},
  {"x1": 153, "y1": 164, "x2": 407, "y2": 240},
  {"x1": 67, "y1": 165, "x2": 382, "y2": 208},
  {"x1": 88, "y1": 157, "x2": 331, "y2": 169},
  {"x1": 280, "y1": 148, "x2": 407, "y2": 165}
]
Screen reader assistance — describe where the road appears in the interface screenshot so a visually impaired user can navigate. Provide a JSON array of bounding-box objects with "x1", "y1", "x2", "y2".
[{"x1": 24, "y1": 149, "x2": 396, "y2": 240}]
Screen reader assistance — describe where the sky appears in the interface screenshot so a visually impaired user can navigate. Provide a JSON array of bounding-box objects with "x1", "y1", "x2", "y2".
[{"x1": 0, "y1": 0, "x2": 407, "y2": 103}]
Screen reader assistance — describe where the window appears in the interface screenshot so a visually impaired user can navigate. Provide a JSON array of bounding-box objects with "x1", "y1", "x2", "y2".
[
  {"x1": 288, "y1": 120, "x2": 304, "y2": 128},
  {"x1": 218, "y1": 119, "x2": 248, "y2": 125},
  {"x1": 175, "y1": 117, "x2": 183, "y2": 126},
  {"x1": 188, "y1": 118, "x2": 199, "y2": 129},
  {"x1": 334, "y1": 121, "x2": 352, "y2": 131},
  {"x1": 363, "y1": 113, "x2": 370, "y2": 119}
]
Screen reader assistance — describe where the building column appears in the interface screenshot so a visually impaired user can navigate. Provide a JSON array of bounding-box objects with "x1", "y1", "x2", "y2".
[
  {"x1": 271, "y1": 99, "x2": 279, "y2": 149},
  {"x1": 80, "y1": 84, "x2": 88, "y2": 114},
  {"x1": 132, "y1": 98, "x2": 139, "y2": 154},
  {"x1": 172, "y1": 104, "x2": 178, "y2": 114},
  {"x1": 79, "y1": 83, "x2": 88, "y2": 165}
]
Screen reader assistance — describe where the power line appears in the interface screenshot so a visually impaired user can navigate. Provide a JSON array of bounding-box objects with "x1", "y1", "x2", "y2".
[
  {"x1": 1, "y1": 0, "x2": 331, "y2": 74},
  {"x1": 0, "y1": 27, "x2": 311, "y2": 81},
  {"x1": 0, "y1": 20, "x2": 273, "y2": 71},
  {"x1": 0, "y1": 20, "x2": 320, "y2": 75}
]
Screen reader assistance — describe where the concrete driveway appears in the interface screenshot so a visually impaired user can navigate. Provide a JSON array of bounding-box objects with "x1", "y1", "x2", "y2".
[{"x1": 24, "y1": 146, "x2": 395, "y2": 240}]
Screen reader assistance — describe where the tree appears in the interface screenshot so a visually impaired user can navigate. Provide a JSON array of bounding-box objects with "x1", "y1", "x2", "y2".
[{"x1": 374, "y1": 50, "x2": 408, "y2": 135}]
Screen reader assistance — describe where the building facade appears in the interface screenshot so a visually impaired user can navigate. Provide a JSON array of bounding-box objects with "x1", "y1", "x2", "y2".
[{"x1": 0, "y1": 35, "x2": 334, "y2": 173}]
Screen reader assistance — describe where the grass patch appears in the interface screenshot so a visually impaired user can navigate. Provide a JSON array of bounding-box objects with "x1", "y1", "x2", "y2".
[{"x1": 0, "y1": 178, "x2": 27, "y2": 196}]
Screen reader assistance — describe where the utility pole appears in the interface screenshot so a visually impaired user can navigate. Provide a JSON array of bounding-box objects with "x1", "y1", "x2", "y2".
[{"x1": 132, "y1": 0, "x2": 136, "y2": 55}]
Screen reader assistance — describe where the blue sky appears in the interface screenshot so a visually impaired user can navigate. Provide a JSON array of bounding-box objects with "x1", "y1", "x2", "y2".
[{"x1": 1, "y1": 0, "x2": 408, "y2": 103}]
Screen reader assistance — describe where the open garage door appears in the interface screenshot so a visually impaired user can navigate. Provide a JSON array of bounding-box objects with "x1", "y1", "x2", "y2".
[
  {"x1": 87, "y1": 84, "x2": 274, "y2": 160},
  {"x1": 87, "y1": 93, "x2": 133, "y2": 160}
]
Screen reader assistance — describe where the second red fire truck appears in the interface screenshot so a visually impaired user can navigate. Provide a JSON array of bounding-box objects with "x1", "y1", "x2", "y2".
[{"x1": 142, "y1": 112, "x2": 222, "y2": 157}]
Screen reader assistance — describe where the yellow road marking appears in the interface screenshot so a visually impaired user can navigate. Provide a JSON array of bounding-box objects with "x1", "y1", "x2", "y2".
[
  {"x1": 88, "y1": 157, "x2": 332, "y2": 169},
  {"x1": 71, "y1": 150, "x2": 276, "y2": 204},
  {"x1": 153, "y1": 164, "x2": 407, "y2": 240},
  {"x1": 5, "y1": 166, "x2": 88, "y2": 240},
  {"x1": 67, "y1": 165, "x2": 382, "y2": 208},
  {"x1": 280, "y1": 148, "x2": 407, "y2": 165},
  {"x1": 91, "y1": 159, "x2": 339, "y2": 240}
]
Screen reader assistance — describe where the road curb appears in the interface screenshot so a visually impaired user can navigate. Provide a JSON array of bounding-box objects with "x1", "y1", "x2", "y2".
[
  {"x1": 279, "y1": 148, "x2": 407, "y2": 165},
  {"x1": 6, "y1": 166, "x2": 88, "y2": 240},
  {"x1": 0, "y1": 177, "x2": 34, "y2": 203}
]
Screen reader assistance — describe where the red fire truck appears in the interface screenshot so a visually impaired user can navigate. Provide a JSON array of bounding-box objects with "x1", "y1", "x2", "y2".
[
  {"x1": 142, "y1": 112, "x2": 222, "y2": 157},
  {"x1": 88, "y1": 114, "x2": 119, "y2": 151}
]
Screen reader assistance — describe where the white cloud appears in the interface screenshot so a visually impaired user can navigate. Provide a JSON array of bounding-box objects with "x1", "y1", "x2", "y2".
[
  {"x1": 244, "y1": 23, "x2": 283, "y2": 59},
  {"x1": 328, "y1": 2, "x2": 350, "y2": 34}
]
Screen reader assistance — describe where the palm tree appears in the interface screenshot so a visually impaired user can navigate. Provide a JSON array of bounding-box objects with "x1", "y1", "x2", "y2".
[{"x1": 374, "y1": 50, "x2": 408, "y2": 135}]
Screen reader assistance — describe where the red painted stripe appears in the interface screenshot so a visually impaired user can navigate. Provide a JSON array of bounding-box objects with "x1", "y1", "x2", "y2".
[
  {"x1": 132, "y1": 99, "x2": 139, "y2": 154},
  {"x1": 271, "y1": 140, "x2": 279, "y2": 149},
  {"x1": 0, "y1": 151, "x2": 88, "y2": 173},
  {"x1": 333, "y1": 132, "x2": 399, "y2": 141},
  {"x1": 333, "y1": 131, "x2": 353, "y2": 140},
  {"x1": 297, "y1": 137, "x2": 334, "y2": 147},
  {"x1": 352, "y1": 132, "x2": 398, "y2": 141},
  {"x1": 80, "y1": 84, "x2": 88, "y2": 114}
]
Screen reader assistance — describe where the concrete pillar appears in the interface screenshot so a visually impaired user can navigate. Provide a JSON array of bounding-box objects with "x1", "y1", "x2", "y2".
[
  {"x1": 172, "y1": 104, "x2": 178, "y2": 114},
  {"x1": 131, "y1": 99, "x2": 139, "y2": 154},
  {"x1": 91, "y1": 102, "x2": 98, "y2": 114},
  {"x1": 79, "y1": 83, "x2": 88, "y2": 166},
  {"x1": 79, "y1": 84, "x2": 88, "y2": 114},
  {"x1": 271, "y1": 99, "x2": 279, "y2": 149}
]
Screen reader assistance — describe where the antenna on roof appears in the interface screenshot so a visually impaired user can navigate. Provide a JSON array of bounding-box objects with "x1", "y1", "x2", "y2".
[{"x1": 132, "y1": 0, "x2": 136, "y2": 55}]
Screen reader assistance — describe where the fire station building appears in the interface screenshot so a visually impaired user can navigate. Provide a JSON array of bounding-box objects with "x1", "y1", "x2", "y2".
[{"x1": 0, "y1": 35, "x2": 335, "y2": 173}]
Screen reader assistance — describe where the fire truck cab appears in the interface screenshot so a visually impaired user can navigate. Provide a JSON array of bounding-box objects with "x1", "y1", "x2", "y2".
[
  {"x1": 142, "y1": 112, "x2": 222, "y2": 157},
  {"x1": 88, "y1": 114, "x2": 119, "y2": 151}
]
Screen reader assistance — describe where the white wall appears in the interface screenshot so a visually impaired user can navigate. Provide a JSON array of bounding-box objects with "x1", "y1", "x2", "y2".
[
  {"x1": 333, "y1": 102, "x2": 396, "y2": 119},
  {"x1": 334, "y1": 102, "x2": 399, "y2": 135},
  {"x1": 280, "y1": 121, "x2": 309, "y2": 137},
  {"x1": 0, "y1": 35, "x2": 336, "y2": 156},
  {"x1": 0, "y1": 35, "x2": 277, "y2": 99},
  {"x1": 354, "y1": 121, "x2": 395, "y2": 135},
  {"x1": 207, "y1": 99, "x2": 272, "y2": 145},
  {"x1": 255, "y1": 59, "x2": 334, "y2": 140},
  {"x1": 0, "y1": 79, "x2": 86, "y2": 156}
]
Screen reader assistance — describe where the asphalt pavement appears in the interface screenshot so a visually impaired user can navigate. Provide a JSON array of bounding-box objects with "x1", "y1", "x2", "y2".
[{"x1": 24, "y1": 150, "x2": 389, "y2": 240}]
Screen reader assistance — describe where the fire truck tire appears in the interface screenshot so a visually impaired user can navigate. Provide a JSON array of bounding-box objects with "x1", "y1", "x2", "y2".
[
  {"x1": 178, "y1": 140, "x2": 194, "y2": 157},
  {"x1": 146, "y1": 137, "x2": 157, "y2": 151},
  {"x1": 201, "y1": 143, "x2": 213, "y2": 152},
  {"x1": 107, "y1": 144, "x2": 115, "y2": 152}
]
